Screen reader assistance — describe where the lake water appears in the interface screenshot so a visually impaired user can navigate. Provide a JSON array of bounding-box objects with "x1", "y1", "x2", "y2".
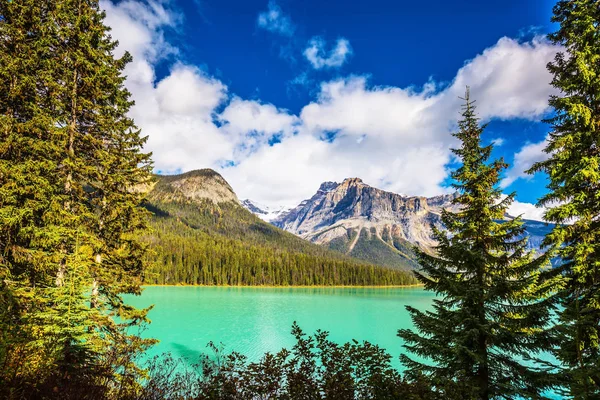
[
  {"x1": 127, "y1": 286, "x2": 435, "y2": 369},
  {"x1": 128, "y1": 286, "x2": 562, "y2": 399}
]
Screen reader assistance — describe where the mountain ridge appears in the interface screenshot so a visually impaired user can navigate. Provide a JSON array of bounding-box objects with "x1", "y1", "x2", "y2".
[
  {"x1": 140, "y1": 169, "x2": 417, "y2": 285},
  {"x1": 243, "y1": 178, "x2": 553, "y2": 270}
]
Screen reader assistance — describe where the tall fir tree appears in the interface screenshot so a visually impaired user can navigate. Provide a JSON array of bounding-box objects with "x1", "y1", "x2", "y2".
[
  {"x1": 398, "y1": 89, "x2": 557, "y2": 400},
  {"x1": 528, "y1": 1, "x2": 600, "y2": 397},
  {"x1": 0, "y1": 0, "x2": 154, "y2": 395}
]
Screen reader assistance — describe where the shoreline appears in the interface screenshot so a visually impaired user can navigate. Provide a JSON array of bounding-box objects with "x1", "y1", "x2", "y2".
[{"x1": 142, "y1": 284, "x2": 424, "y2": 289}]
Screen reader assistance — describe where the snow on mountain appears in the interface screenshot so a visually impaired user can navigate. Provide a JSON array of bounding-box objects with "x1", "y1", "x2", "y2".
[{"x1": 241, "y1": 199, "x2": 293, "y2": 223}]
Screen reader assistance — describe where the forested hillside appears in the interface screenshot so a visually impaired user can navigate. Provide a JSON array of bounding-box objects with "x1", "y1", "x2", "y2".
[{"x1": 142, "y1": 170, "x2": 417, "y2": 286}]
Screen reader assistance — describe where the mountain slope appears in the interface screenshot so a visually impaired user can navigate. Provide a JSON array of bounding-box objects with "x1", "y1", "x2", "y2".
[
  {"x1": 141, "y1": 170, "x2": 417, "y2": 286},
  {"x1": 243, "y1": 178, "x2": 553, "y2": 270}
]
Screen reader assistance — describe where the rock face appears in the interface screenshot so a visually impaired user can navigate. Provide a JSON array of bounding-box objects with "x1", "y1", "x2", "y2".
[
  {"x1": 242, "y1": 178, "x2": 553, "y2": 270},
  {"x1": 273, "y1": 178, "x2": 457, "y2": 248},
  {"x1": 253, "y1": 178, "x2": 458, "y2": 269},
  {"x1": 148, "y1": 169, "x2": 238, "y2": 205}
]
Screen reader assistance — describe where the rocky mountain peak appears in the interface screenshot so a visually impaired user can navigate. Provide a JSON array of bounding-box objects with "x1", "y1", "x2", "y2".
[
  {"x1": 150, "y1": 169, "x2": 238, "y2": 205},
  {"x1": 255, "y1": 178, "x2": 454, "y2": 269},
  {"x1": 340, "y1": 177, "x2": 364, "y2": 186},
  {"x1": 318, "y1": 181, "x2": 339, "y2": 193},
  {"x1": 270, "y1": 177, "x2": 449, "y2": 241},
  {"x1": 243, "y1": 178, "x2": 553, "y2": 271}
]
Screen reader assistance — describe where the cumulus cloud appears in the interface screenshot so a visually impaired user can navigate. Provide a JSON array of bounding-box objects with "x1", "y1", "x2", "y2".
[
  {"x1": 501, "y1": 136, "x2": 549, "y2": 188},
  {"x1": 300, "y1": 77, "x2": 438, "y2": 141},
  {"x1": 220, "y1": 98, "x2": 298, "y2": 138},
  {"x1": 507, "y1": 199, "x2": 547, "y2": 222},
  {"x1": 128, "y1": 63, "x2": 233, "y2": 173},
  {"x1": 101, "y1": 0, "x2": 295, "y2": 175},
  {"x1": 155, "y1": 65, "x2": 227, "y2": 115},
  {"x1": 101, "y1": 0, "x2": 560, "y2": 209},
  {"x1": 304, "y1": 37, "x2": 353, "y2": 69},
  {"x1": 102, "y1": 0, "x2": 177, "y2": 62},
  {"x1": 219, "y1": 98, "x2": 300, "y2": 159},
  {"x1": 444, "y1": 37, "x2": 557, "y2": 121},
  {"x1": 257, "y1": 0, "x2": 295, "y2": 36},
  {"x1": 498, "y1": 194, "x2": 547, "y2": 222}
]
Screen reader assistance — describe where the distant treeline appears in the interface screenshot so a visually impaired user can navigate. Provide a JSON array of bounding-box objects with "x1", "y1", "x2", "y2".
[{"x1": 143, "y1": 199, "x2": 418, "y2": 286}]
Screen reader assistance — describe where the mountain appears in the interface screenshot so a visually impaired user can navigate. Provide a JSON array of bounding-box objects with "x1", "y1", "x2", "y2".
[
  {"x1": 273, "y1": 178, "x2": 458, "y2": 270},
  {"x1": 148, "y1": 169, "x2": 238, "y2": 204},
  {"x1": 240, "y1": 199, "x2": 292, "y2": 223},
  {"x1": 243, "y1": 178, "x2": 554, "y2": 270},
  {"x1": 140, "y1": 170, "x2": 417, "y2": 286}
]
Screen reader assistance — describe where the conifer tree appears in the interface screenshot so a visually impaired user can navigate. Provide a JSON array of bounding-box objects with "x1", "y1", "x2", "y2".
[
  {"x1": 399, "y1": 89, "x2": 556, "y2": 400},
  {"x1": 528, "y1": 1, "x2": 600, "y2": 397},
  {"x1": 0, "y1": 0, "x2": 154, "y2": 393}
]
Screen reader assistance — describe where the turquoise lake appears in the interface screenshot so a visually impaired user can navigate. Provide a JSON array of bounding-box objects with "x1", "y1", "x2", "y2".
[
  {"x1": 127, "y1": 286, "x2": 562, "y2": 398},
  {"x1": 127, "y1": 286, "x2": 436, "y2": 368}
]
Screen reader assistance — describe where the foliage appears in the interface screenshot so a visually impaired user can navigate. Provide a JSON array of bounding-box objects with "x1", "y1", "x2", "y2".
[
  {"x1": 138, "y1": 324, "x2": 436, "y2": 400},
  {"x1": 0, "y1": 0, "x2": 154, "y2": 396},
  {"x1": 398, "y1": 90, "x2": 558, "y2": 399},
  {"x1": 528, "y1": 0, "x2": 600, "y2": 397}
]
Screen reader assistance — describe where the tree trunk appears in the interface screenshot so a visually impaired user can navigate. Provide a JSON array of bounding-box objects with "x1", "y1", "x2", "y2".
[
  {"x1": 57, "y1": 63, "x2": 78, "y2": 287},
  {"x1": 55, "y1": 262, "x2": 66, "y2": 287},
  {"x1": 91, "y1": 277, "x2": 99, "y2": 309}
]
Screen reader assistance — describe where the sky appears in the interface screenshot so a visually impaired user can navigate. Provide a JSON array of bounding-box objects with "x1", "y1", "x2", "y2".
[{"x1": 101, "y1": 0, "x2": 560, "y2": 221}]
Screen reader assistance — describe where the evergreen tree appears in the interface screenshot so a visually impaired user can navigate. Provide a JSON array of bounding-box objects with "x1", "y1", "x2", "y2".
[
  {"x1": 398, "y1": 89, "x2": 556, "y2": 399},
  {"x1": 0, "y1": 0, "x2": 154, "y2": 394},
  {"x1": 528, "y1": 1, "x2": 600, "y2": 397}
]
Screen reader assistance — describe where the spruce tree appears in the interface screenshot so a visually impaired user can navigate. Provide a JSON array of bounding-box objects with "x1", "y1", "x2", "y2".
[
  {"x1": 0, "y1": 0, "x2": 154, "y2": 393},
  {"x1": 399, "y1": 89, "x2": 556, "y2": 399},
  {"x1": 528, "y1": 1, "x2": 600, "y2": 397}
]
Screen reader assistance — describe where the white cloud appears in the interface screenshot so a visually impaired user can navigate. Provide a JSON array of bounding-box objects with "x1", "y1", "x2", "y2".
[
  {"x1": 220, "y1": 98, "x2": 298, "y2": 139},
  {"x1": 304, "y1": 37, "x2": 353, "y2": 69},
  {"x1": 257, "y1": 0, "x2": 295, "y2": 37},
  {"x1": 491, "y1": 138, "x2": 505, "y2": 146},
  {"x1": 101, "y1": 1, "x2": 561, "y2": 208},
  {"x1": 219, "y1": 98, "x2": 299, "y2": 159},
  {"x1": 155, "y1": 64, "x2": 227, "y2": 115},
  {"x1": 130, "y1": 63, "x2": 232, "y2": 173},
  {"x1": 444, "y1": 37, "x2": 557, "y2": 121},
  {"x1": 499, "y1": 194, "x2": 547, "y2": 222},
  {"x1": 501, "y1": 136, "x2": 549, "y2": 188},
  {"x1": 300, "y1": 77, "x2": 438, "y2": 142},
  {"x1": 102, "y1": 0, "x2": 177, "y2": 62},
  {"x1": 222, "y1": 128, "x2": 452, "y2": 206},
  {"x1": 102, "y1": 0, "x2": 294, "y2": 175},
  {"x1": 507, "y1": 199, "x2": 547, "y2": 222}
]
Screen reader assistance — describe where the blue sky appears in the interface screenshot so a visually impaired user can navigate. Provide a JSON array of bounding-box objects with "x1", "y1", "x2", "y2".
[
  {"x1": 103, "y1": 0, "x2": 560, "y2": 220},
  {"x1": 164, "y1": 0, "x2": 555, "y2": 114}
]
